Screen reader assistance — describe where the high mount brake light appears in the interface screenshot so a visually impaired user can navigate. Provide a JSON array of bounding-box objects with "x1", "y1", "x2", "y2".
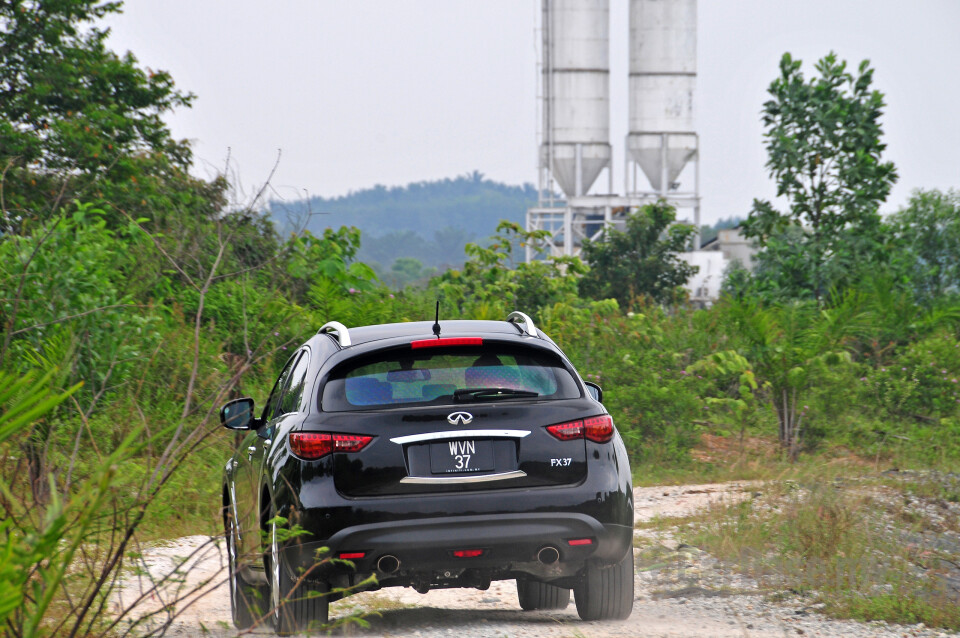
[
  {"x1": 289, "y1": 432, "x2": 373, "y2": 460},
  {"x1": 545, "y1": 415, "x2": 614, "y2": 443},
  {"x1": 410, "y1": 337, "x2": 483, "y2": 349}
]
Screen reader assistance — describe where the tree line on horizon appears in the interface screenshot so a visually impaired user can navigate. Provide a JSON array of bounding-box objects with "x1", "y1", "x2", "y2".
[{"x1": 268, "y1": 173, "x2": 750, "y2": 287}]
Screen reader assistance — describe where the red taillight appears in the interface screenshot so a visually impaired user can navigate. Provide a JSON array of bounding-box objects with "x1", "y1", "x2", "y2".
[
  {"x1": 339, "y1": 552, "x2": 366, "y2": 560},
  {"x1": 545, "y1": 415, "x2": 614, "y2": 443},
  {"x1": 545, "y1": 420, "x2": 584, "y2": 441},
  {"x1": 583, "y1": 415, "x2": 614, "y2": 443},
  {"x1": 453, "y1": 549, "x2": 485, "y2": 558},
  {"x1": 289, "y1": 433, "x2": 373, "y2": 460},
  {"x1": 411, "y1": 337, "x2": 483, "y2": 349},
  {"x1": 567, "y1": 538, "x2": 594, "y2": 546}
]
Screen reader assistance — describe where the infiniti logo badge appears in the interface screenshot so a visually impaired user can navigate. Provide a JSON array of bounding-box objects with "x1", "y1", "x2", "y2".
[{"x1": 447, "y1": 411, "x2": 473, "y2": 425}]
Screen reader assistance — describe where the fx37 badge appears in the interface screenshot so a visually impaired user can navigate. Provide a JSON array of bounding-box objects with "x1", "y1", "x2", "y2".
[{"x1": 551, "y1": 458, "x2": 572, "y2": 467}]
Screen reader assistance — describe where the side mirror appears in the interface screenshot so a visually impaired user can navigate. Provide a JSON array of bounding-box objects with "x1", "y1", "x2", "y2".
[
  {"x1": 584, "y1": 381, "x2": 603, "y2": 403},
  {"x1": 221, "y1": 397, "x2": 257, "y2": 430}
]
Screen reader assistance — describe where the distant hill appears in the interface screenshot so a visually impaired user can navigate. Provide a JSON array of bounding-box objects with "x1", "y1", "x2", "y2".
[
  {"x1": 269, "y1": 172, "x2": 538, "y2": 271},
  {"x1": 269, "y1": 174, "x2": 739, "y2": 284}
]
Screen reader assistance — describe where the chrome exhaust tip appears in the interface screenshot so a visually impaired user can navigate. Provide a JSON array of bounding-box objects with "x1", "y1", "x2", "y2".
[
  {"x1": 537, "y1": 546, "x2": 560, "y2": 565},
  {"x1": 377, "y1": 554, "x2": 400, "y2": 574}
]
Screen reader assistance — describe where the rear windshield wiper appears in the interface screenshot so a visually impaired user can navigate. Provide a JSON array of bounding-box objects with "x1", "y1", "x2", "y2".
[{"x1": 454, "y1": 388, "x2": 539, "y2": 402}]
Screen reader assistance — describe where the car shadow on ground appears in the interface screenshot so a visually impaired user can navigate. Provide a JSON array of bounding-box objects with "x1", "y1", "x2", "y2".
[{"x1": 332, "y1": 606, "x2": 577, "y2": 635}]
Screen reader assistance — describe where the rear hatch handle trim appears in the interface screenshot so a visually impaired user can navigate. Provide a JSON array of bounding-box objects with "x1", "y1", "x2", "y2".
[
  {"x1": 399, "y1": 470, "x2": 527, "y2": 485},
  {"x1": 389, "y1": 429, "x2": 531, "y2": 445}
]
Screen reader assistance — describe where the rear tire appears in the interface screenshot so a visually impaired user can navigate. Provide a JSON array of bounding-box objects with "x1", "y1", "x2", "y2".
[
  {"x1": 573, "y1": 549, "x2": 634, "y2": 621},
  {"x1": 517, "y1": 579, "x2": 571, "y2": 610},
  {"x1": 269, "y1": 515, "x2": 329, "y2": 635},
  {"x1": 225, "y1": 505, "x2": 268, "y2": 629}
]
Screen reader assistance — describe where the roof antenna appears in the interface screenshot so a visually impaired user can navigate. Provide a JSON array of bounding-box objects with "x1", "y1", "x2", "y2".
[{"x1": 432, "y1": 300, "x2": 441, "y2": 337}]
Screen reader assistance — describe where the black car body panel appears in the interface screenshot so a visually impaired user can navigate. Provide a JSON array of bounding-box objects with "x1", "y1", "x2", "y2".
[
  {"x1": 222, "y1": 317, "x2": 634, "y2": 618},
  {"x1": 313, "y1": 400, "x2": 592, "y2": 496}
]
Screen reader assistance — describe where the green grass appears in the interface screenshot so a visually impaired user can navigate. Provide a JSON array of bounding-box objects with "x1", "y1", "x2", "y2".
[
  {"x1": 656, "y1": 477, "x2": 960, "y2": 631},
  {"x1": 136, "y1": 436, "x2": 233, "y2": 540},
  {"x1": 630, "y1": 428, "x2": 960, "y2": 488}
]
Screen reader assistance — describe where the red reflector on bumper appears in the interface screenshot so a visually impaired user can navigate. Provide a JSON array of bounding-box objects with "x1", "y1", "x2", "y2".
[
  {"x1": 411, "y1": 337, "x2": 483, "y2": 349},
  {"x1": 339, "y1": 552, "x2": 366, "y2": 560},
  {"x1": 567, "y1": 538, "x2": 594, "y2": 546},
  {"x1": 453, "y1": 549, "x2": 485, "y2": 558}
]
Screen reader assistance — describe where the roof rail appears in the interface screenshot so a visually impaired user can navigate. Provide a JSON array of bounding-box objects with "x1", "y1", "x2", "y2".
[
  {"x1": 318, "y1": 321, "x2": 352, "y2": 347},
  {"x1": 506, "y1": 311, "x2": 538, "y2": 338}
]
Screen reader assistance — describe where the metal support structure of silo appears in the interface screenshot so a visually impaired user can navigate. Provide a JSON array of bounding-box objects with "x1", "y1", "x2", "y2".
[
  {"x1": 528, "y1": 0, "x2": 701, "y2": 260},
  {"x1": 527, "y1": 0, "x2": 614, "y2": 261}
]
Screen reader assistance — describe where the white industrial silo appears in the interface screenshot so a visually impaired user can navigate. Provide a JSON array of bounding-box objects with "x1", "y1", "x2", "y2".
[
  {"x1": 540, "y1": 0, "x2": 611, "y2": 198},
  {"x1": 627, "y1": 0, "x2": 697, "y2": 193},
  {"x1": 528, "y1": 0, "x2": 701, "y2": 260}
]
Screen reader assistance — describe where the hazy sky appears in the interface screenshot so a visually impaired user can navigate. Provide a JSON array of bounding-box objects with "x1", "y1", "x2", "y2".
[{"x1": 106, "y1": 1, "x2": 960, "y2": 224}]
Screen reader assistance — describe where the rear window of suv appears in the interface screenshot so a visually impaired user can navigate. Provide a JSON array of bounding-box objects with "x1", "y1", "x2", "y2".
[{"x1": 321, "y1": 345, "x2": 580, "y2": 411}]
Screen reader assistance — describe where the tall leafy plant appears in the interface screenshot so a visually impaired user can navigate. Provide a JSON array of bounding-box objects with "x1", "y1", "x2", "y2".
[
  {"x1": 579, "y1": 201, "x2": 697, "y2": 308},
  {"x1": 720, "y1": 298, "x2": 851, "y2": 460},
  {"x1": 889, "y1": 189, "x2": 960, "y2": 304},
  {"x1": 744, "y1": 52, "x2": 898, "y2": 303},
  {"x1": 0, "y1": 369, "x2": 85, "y2": 634},
  {"x1": 0, "y1": 0, "x2": 194, "y2": 218}
]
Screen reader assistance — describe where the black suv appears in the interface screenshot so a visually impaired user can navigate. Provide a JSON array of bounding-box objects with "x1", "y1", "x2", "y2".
[{"x1": 220, "y1": 312, "x2": 634, "y2": 633}]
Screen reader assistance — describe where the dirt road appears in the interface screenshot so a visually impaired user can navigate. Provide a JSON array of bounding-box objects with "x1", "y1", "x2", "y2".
[{"x1": 113, "y1": 482, "x2": 956, "y2": 637}]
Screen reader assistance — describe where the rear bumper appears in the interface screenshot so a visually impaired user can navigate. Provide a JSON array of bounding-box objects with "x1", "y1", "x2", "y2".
[
  {"x1": 287, "y1": 512, "x2": 633, "y2": 575},
  {"x1": 282, "y1": 512, "x2": 632, "y2": 583}
]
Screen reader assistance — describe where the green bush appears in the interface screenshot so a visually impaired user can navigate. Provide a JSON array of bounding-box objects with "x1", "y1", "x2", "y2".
[
  {"x1": 0, "y1": 204, "x2": 162, "y2": 404},
  {"x1": 874, "y1": 332, "x2": 960, "y2": 418}
]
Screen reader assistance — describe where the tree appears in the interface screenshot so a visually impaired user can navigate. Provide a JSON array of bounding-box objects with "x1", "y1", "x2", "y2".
[
  {"x1": 579, "y1": 201, "x2": 697, "y2": 307},
  {"x1": 888, "y1": 189, "x2": 960, "y2": 303},
  {"x1": 389, "y1": 256, "x2": 430, "y2": 288},
  {"x1": 716, "y1": 298, "x2": 851, "y2": 461},
  {"x1": 740, "y1": 226, "x2": 819, "y2": 301},
  {"x1": 743, "y1": 52, "x2": 898, "y2": 302},
  {"x1": 0, "y1": 0, "x2": 195, "y2": 221},
  {"x1": 434, "y1": 221, "x2": 586, "y2": 316}
]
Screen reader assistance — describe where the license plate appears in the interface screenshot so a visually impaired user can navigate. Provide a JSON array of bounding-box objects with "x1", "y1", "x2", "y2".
[{"x1": 429, "y1": 439, "x2": 495, "y2": 474}]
